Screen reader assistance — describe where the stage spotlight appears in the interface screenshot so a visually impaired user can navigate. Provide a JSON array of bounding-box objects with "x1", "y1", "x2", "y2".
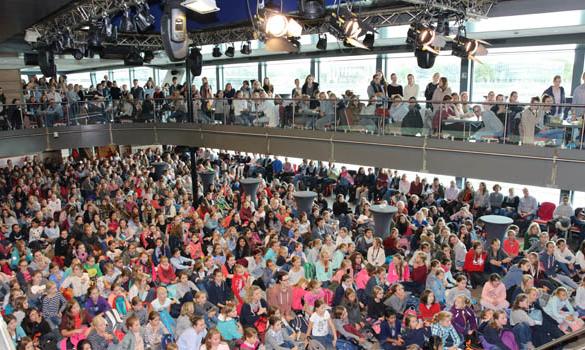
[
  {"x1": 266, "y1": 13, "x2": 288, "y2": 37},
  {"x1": 299, "y1": 0, "x2": 325, "y2": 19},
  {"x1": 143, "y1": 50, "x2": 155, "y2": 63},
  {"x1": 225, "y1": 44, "x2": 235, "y2": 57},
  {"x1": 240, "y1": 41, "x2": 251, "y2": 55},
  {"x1": 452, "y1": 36, "x2": 489, "y2": 61},
  {"x1": 415, "y1": 48, "x2": 437, "y2": 69},
  {"x1": 73, "y1": 47, "x2": 85, "y2": 60},
  {"x1": 135, "y1": 2, "x2": 156, "y2": 32},
  {"x1": 212, "y1": 45, "x2": 222, "y2": 57},
  {"x1": 362, "y1": 32, "x2": 374, "y2": 49},
  {"x1": 120, "y1": 7, "x2": 137, "y2": 32},
  {"x1": 316, "y1": 34, "x2": 327, "y2": 50}
]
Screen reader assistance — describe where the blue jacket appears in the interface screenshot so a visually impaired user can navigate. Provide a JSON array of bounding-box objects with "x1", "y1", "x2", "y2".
[
  {"x1": 543, "y1": 85, "x2": 567, "y2": 117},
  {"x1": 502, "y1": 265, "x2": 525, "y2": 290}
]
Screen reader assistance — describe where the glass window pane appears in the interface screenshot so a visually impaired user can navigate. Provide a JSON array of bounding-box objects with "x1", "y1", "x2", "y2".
[
  {"x1": 66, "y1": 72, "x2": 92, "y2": 89},
  {"x1": 133, "y1": 67, "x2": 154, "y2": 85},
  {"x1": 112, "y1": 69, "x2": 131, "y2": 88},
  {"x1": 319, "y1": 55, "x2": 376, "y2": 99},
  {"x1": 573, "y1": 192, "x2": 585, "y2": 209},
  {"x1": 193, "y1": 66, "x2": 217, "y2": 93},
  {"x1": 471, "y1": 45, "x2": 575, "y2": 103},
  {"x1": 386, "y1": 53, "x2": 461, "y2": 100},
  {"x1": 223, "y1": 63, "x2": 259, "y2": 89},
  {"x1": 94, "y1": 70, "x2": 110, "y2": 84},
  {"x1": 266, "y1": 59, "x2": 311, "y2": 96},
  {"x1": 467, "y1": 178, "x2": 560, "y2": 205}
]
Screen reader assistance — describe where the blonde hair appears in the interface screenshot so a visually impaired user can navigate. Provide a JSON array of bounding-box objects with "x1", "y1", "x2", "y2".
[
  {"x1": 180, "y1": 301, "x2": 195, "y2": 317},
  {"x1": 433, "y1": 311, "x2": 452, "y2": 323},
  {"x1": 91, "y1": 314, "x2": 105, "y2": 328}
]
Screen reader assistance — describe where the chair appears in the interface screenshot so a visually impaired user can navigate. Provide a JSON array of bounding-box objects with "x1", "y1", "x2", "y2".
[{"x1": 533, "y1": 202, "x2": 556, "y2": 226}]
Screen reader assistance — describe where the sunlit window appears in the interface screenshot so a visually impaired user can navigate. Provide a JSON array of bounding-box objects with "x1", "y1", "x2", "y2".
[
  {"x1": 318, "y1": 55, "x2": 376, "y2": 98},
  {"x1": 223, "y1": 63, "x2": 259, "y2": 89},
  {"x1": 133, "y1": 67, "x2": 154, "y2": 85},
  {"x1": 385, "y1": 53, "x2": 462, "y2": 100},
  {"x1": 112, "y1": 69, "x2": 131, "y2": 88},
  {"x1": 66, "y1": 72, "x2": 92, "y2": 88},
  {"x1": 265, "y1": 59, "x2": 311, "y2": 95},
  {"x1": 471, "y1": 45, "x2": 575, "y2": 103}
]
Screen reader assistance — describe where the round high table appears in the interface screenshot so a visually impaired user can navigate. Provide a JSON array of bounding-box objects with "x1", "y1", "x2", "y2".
[
  {"x1": 293, "y1": 191, "x2": 317, "y2": 215},
  {"x1": 198, "y1": 170, "x2": 215, "y2": 193},
  {"x1": 240, "y1": 178, "x2": 261, "y2": 206},
  {"x1": 480, "y1": 215, "x2": 514, "y2": 244},
  {"x1": 370, "y1": 204, "x2": 398, "y2": 238}
]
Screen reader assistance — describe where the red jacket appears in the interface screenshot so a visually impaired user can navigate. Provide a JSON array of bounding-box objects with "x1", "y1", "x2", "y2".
[
  {"x1": 463, "y1": 250, "x2": 487, "y2": 272},
  {"x1": 419, "y1": 302, "x2": 441, "y2": 320}
]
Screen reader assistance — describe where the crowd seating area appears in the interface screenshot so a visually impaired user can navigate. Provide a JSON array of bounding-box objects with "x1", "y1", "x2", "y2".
[
  {"x1": 1, "y1": 71, "x2": 584, "y2": 149},
  {"x1": 2, "y1": 148, "x2": 585, "y2": 350}
]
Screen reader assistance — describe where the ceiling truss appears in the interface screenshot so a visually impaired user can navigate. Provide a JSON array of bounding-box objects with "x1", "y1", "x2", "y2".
[{"x1": 29, "y1": 0, "x2": 498, "y2": 50}]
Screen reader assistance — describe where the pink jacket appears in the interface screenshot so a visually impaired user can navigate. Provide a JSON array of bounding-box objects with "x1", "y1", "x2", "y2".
[
  {"x1": 355, "y1": 268, "x2": 370, "y2": 290},
  {"x1": 387, "y1": 261, "x2": 410, "y2": 285},
  {"x1": 481, "y1": 281, "x2": 507, "y2": 306}
]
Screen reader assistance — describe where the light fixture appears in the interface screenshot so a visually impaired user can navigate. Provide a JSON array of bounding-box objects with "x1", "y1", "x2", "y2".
[
  {"x1": 135, "y1": 2, "x2": 155, "y2": 32},
  {"x1": 240, "y1": 41, "x2": 251, "y2": 55},
  {"x1": 316, "y1": 33, "x2": 327, "y2": 50},
  {"x1": 415, "y1": 48, "x2": 436, "y2": 69},
  {"x1": 451, "y1": 27, "x2": 489, "y2": 61},
  {"x1": 212, "y1": 45, "x2": 222, "y2": 57},
  {"x1": 265, "y1": 13, "x2": 288, "y2": 37},
  {"x1": 120, "y1": 7, "x2": 137, "y2": 32},
  {"x1": 62, "y1": 28, "x2": 74, "y2": 49},
  {"x1": 73, "y1": 48, "x2": 85, "y2": 60},
  {"x1": 264, "y1": 12, "x2": 303, "y2": 38},
  {"x1": 326, "y1": 9, "x2": 376, "y2": 50},
  {"x1": 181, "y1": 0, "x2": 220, "y2": 14},
  {"x1": 406, "y1": 23, "x2": 445, "y2": 55},
  {"x1": 265, "y1": 37, "x2": 299, "y2": 53},
  {"x1": 143, "y1": 50, "x2": 155, "y2": 63},
  {"x1": 225, "y1": 44, "x2": 235, "y2": 57},
  {"x1": 299, "y1": 0, "x2": 325, "y2": 19},
  {"x1": 362, "y1": 32, "x2": 374, "y2": 49}
]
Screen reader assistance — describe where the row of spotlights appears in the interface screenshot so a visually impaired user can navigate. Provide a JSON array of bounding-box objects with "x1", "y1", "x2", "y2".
[{"x1": 211, "y1": 42, "x2": 252, "y2": 58}]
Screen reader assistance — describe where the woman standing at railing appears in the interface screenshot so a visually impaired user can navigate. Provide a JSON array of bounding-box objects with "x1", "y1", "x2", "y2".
[
  {"x1": 543, "y1": 75, "x2": 567, "y2": 118},
  {"x1": 431, "y1": 77, "x2": 452, "y2": 112}
]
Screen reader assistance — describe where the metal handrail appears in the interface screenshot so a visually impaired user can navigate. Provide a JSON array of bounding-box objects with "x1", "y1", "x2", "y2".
[{"x1": 535, "y1": 327, "x2": 585, "y2": 350}]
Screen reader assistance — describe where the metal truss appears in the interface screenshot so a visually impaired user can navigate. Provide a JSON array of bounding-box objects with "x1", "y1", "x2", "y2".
[{"x1": 28, "y1": 0, "x2": 498, "y2": 49}]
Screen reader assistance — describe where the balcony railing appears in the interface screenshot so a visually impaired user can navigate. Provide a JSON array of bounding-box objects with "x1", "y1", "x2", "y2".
[{"x1": 1, "y1": 96, "x2": 585, "y2": 150}]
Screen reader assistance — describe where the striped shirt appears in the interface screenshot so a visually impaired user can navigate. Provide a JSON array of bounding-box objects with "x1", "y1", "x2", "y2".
[{"x1": 42, "y1": 293, "x2": 67, "y2": 318}]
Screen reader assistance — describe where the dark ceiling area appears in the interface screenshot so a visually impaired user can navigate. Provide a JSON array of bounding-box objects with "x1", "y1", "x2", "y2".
[{"x1": 0, "y1": 0, "x2": 77, "y2": 43}]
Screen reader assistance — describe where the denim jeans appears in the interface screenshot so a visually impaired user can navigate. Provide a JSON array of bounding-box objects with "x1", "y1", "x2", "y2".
[
  {"x1": 312, "y1": 334, "x2": 334, "y2": 350},
  {"x1": 513, "y1": 322, "x2": 532, "y2": 348}
]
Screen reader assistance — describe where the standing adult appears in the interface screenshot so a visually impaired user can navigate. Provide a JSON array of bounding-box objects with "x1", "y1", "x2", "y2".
[
  {"x1": 424, "y1": 72, "x2": 440, "y2": 109},
  {"x1": 543, "y1": 75, "x2": 566, "y2": 117}
]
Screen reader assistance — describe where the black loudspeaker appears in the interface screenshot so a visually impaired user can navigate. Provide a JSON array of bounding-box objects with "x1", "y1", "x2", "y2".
[
  {"x1": 24, "y1": 53, "x2": 39, "y2": 66},
  {"x1": 188, "y1": 48, "x2": 202, "y2": 77},
  {"x1": 161, "y1": 4, "x2": 188, "y2": 62},
  {"x1": 415, "y1": 49, "x2": 437, "y2": 69},
  {"x1": 38, "y1": 48, "x2": 57, "y2": 77}
]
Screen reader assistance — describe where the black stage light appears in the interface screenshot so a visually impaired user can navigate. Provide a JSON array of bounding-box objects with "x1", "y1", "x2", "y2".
[
  {"x1": 415, "y1": 48, "x2": 437, "y2": 69},
  {"x1": 212, "y1": 45, "x2": 222, "y2": 57},
  {"x1": 316, "y1": 33, "x2": 327, "y2": 50},
  {"x1": 135, "y1": 2, "x2": 155, "y2": 32},
  {"x1": 225, "y1": 44, "x2": 235, "y2": 57},
  {"x1": 73, "y1": 48, "x2": 85, "y2": 60},
  {"x1": 240, "y1": 41, "x2": 251, "y2": 55},
  {"x1": 120, "y1": 7, "x2": 137, "y2": 32},
  {"x1": 362, "y1": 32, "x2": 374, "y2": 49},
  {"x1": 143, "y1": 50, "x2": 155, "y2": 63}
]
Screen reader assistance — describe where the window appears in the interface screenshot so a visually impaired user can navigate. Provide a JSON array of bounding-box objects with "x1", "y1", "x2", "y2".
[
  {"x1": 318, "y1": 55, "x2": 376, "y2": 98},
  {"x1": 385, "y1": 53, "x2": 462, "y2": 99},
  {"x1": 193, "y1": 66, "x2": 218, "y2": 93},
  {"x1": 574, "y1": 192, "x2": 585, "y2": 209},
  {"x1": 94, "y1": 70, "x2": 110, "y2": 84},
  {"x1": 156, "y1": 69, "x2": 169, "y2": 86},
  {"x1": 66, "y1": 72, "x2": 92, "y2": 88},
  {"x1": 266, "y1": 59, "x2": 311, "y2": 95},
  {"x1": 133, "y1": 67, "x2": 154, "y2": 85},
  {"x1": 112, "y1": 69, "x2": 131, "y2": 88},
  {"x1": 467, "y1": 178, "x2": 560, "y2": 205},
  {"x1": 223, "y1": 63, "x2": 258, "y2": 88},
  {"x1": 471, "y1": 45, "x2": 576, "y2": 103}
]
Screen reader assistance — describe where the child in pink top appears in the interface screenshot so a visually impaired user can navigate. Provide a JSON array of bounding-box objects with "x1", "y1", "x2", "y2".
[{"x1": 291, "y1": 278, "x2": 308, "y2": 311}]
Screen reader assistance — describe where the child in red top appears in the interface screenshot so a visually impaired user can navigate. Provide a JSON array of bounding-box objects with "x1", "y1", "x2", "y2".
[
  {"x1": 418, "y1": 290, "x2": 441, "y2": 321},
  {"x1": 463, "y1": 241, "x2": 488, "y2": 288},
  {"x1": 503, "y1": 230, "x2": 520, "y2": 258}
]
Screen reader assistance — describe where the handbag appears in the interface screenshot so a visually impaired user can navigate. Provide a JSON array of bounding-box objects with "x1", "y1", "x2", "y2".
[{"x1": 254, "y1": 315, "x2": 269, "y2": 333}]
